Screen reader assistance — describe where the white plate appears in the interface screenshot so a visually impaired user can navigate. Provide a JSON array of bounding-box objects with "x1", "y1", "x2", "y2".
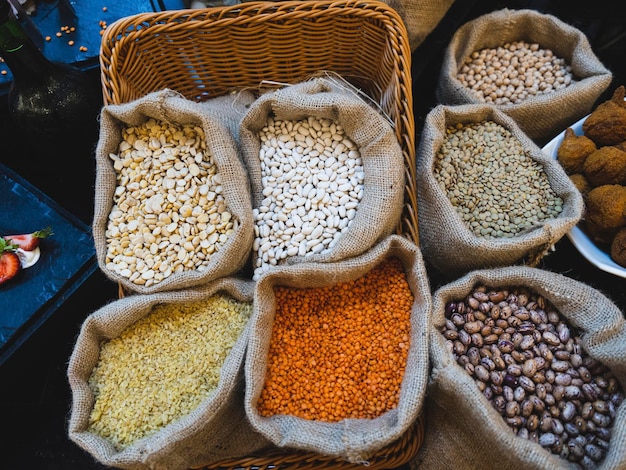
[{"x1": 542, "y1": 115, "x2": 626, "y2": 278}]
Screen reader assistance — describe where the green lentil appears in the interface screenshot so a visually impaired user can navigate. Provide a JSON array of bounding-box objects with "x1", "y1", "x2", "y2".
[{"x1": 87, "y1": 293, "x2": 251, "y2": 450}]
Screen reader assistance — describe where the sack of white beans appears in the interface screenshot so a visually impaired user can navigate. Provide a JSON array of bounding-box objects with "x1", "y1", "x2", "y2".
[
  {"x1": 436, "y1": 8, "x2": 613, "y2": 141},
  {"x1": 93, "y1": 89, "x2": 256, "y2": 294},
  {"x1": 416, "y1": 103, "x2": 583, "y2": 277},
  {"x1": 411, "y1": 266, "x2": 626, "y2": 470},
  {"x1": 239, "y1": 76, "x2": 405, "y2": 281},
  {"x1": 67, "y1": 276, "x2": 272, "y2": 470},
  {"x1": 244, "y1": 234, "x2": 431, "y2": 463}
]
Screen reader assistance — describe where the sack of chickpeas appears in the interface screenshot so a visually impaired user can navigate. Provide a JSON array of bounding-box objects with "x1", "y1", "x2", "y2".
[
  {"x1": 244, "y1": 234, "x2": 431, "y2": 463},
  {"x1": 436, "y1": 8, "x2": 613, "y2": 141},
  {"x1": 93, "y1": 88, "x2": 256, "y2": 295},
  {"x1": 416, "y1": 103, "x2": 584, "y2": 277},
  {"x1": 67, "y1": 276, "x2": 272, "y2": 470},
  {"x1": 239, "y1": 75, "x2": 406, "y2": 280},
  {"x1": 411, "y1": 265, "x2": 626, "y2": 470}
]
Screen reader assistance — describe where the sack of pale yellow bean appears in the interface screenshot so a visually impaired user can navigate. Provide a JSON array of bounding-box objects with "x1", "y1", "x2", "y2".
[
  {"x1": 239, "y1": 75, "x2": 405, "y2": 280},
  {"x1": 436, "y1": 8, "x2": 613, "y2": 141},
  {"x1": 411, "y1": 265, "x2": 626, "y2": 469},
  {"x1": 416, "y1": 103, "x2": 583, "y2": 278},
  {"x1": 93, "y1": 88, "x2": 256, "y2": 295},
  {"x1": 67, "y1": 276, "x2": 272, "y2": 470},
  {"x1": 244, "y1": 234, "x2": 431, "y2": 463}
]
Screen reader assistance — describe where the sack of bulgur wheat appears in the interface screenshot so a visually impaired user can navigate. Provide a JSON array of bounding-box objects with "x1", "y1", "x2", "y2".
[
  {"x1": 67, "y1": 276, "x2": 272, "y2": 470},
  {"x1": 436, "y1": 8, "x2": 613, "y2": 141},
  {"x1": 412, "y1": 265, "x2": 626, "y2": 469},
  {"x1": 244, "y1": 234, "x2": 431, "y2": 463},
  {"x1": 239, "y1": 76, "x2": 405, "y2": 280},
  {"x1": 93, "y1": 89, "x2": 256, "y2": 295},
  {"x1": 416, "y1": 103, "x2": 583, "y2": 277}
]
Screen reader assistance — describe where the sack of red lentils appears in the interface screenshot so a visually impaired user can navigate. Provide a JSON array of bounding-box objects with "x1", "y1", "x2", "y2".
[
  {"x1": 436, "y1": 8, "x2": 613, "y2": 141},
  {"x1": 67, "y1": 276, "x2": 272, "y2": 470},
  {"x1": 416, "y1": 103, "x2": 584, "y2": 277},
  {"x1": 244, "y1": 234, "x2": 431, "y2": 463},
  {"x1": 411, "y1": 265, "x2": 626, "y2": 469},
  {"x1": 93, "y1": 88, "x2": 256, "y2": 295},
  {"x1": 238, "y1": 75, "x2": 406, "y2": 280}
]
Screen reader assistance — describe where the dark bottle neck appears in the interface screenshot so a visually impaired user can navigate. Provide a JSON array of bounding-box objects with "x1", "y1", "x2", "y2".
[{"x1": 0, "y1": 4, "x2": 56, "y2": 81}]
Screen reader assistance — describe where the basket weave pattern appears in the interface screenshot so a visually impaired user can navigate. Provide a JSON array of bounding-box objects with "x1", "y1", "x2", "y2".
[{"x1": 99, "y1": 1, "x2": 421, "y2": 467}]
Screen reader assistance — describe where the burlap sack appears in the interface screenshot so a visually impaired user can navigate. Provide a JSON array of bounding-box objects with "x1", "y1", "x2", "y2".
[
  {"x1": 411, "y1": 265, "x2": 626, "y2": 469},
  {"x1": 239, "y1": 76, "x2": 405, "y2": 274},
  {"x1": 93, "y1": 89, "x2": 255, "y2": 294},
  {"x1": 244, "y1": 234, "x2": 431, "y2": 463},
  {"x1": 67, "y1": 277, "x2": 272, "y2": 470},
  {"x1": 436, "y1": 8, "x2": 613, "y2": 141},
  {"x1": 416, "y1": 103, "x2": 584, "y2": 277}
]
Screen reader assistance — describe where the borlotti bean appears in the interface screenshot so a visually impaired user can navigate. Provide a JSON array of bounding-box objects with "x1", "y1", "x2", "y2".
[
  {"x1": 68, "y1": 277, "x2": 273, "y2": 470},
  {"x1": 93, "y1": 89, "x2": 255, "y2": 294},
  {"x1": 436, "y1": 8, "x2": 612, "y2": 140},
  {"x1": 416, "y1": 104, "x2": 583, "y2": 277},
  {"x1": 239, "y1": 77, "x2": 405, "y2": 280},
  {"x1": 245, "y1": 235, "x2": 431, "y2": 464},
  {"x1": 411, "y1": 266, "x2": 626, "y2": 470}
]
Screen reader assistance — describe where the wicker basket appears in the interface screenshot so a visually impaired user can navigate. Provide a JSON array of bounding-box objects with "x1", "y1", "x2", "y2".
[
  {"x1": 99, "y1": 0, "x2": 418, "y2": 243},
  {"x1": 100, "y1": 1, "x2": 422, "y2": 467}
]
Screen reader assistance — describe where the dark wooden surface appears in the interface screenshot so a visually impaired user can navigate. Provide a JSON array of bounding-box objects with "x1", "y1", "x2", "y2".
[{"x1": 0, "y1": 1, "x2": 624, "y2": 468}]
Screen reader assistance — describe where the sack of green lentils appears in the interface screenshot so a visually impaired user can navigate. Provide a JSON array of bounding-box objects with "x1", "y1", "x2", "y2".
[
  {"x1": 244, "y1": 234, "x2": 431, "y2": 463},
  {"x1": 411, "y1": 265, "x2": 626, "y2": 470},
  {"x1": 436, "y1": 8, "x2": 613, "y2": 142},
  {"x1": 93, "y1": 88, "x2": 256, "y2": 295},
  {"x1": 67, "y1": 276, "x2": 272, "y2": 470},
  {"x1": 416, "y1": 103, "x2": 584, "y2": 277},
  {"x1": 238, "y1": 75, "x2": 406, "y2": 281}
]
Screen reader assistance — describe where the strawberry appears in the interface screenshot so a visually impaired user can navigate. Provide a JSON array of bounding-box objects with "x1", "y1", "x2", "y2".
[
  {"x1": 3, "y1": 226, "x2": 53, "y2": 251},
  {"x1": 0, "y1": 237, "x2": 21, "y2": 285}
]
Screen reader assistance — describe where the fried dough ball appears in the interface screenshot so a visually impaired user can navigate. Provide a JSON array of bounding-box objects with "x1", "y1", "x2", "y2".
[
  {"x1": 582, "y1": 146, "x2": 626, "y2": 186},
  {"x1": 569, "y1": 173, "x2": 592, "y2": 198},
  {"x1": 615, "y1": 141, "x2": 626, "y2": 152},
  {"x1": 582, "y1": 85, "x2": 626, "y2": 146},
  {"x1": 585, "y1": 184, "x2": 626, "y2": 228},
  {"x1": 557, "y1": 127, "x2": 597, "y2": 174},
  {"x1": 583, "y1": 220, "x2": 620, "y2": 245},
  {"x1": 610, "y1": 227, "x2": 626, "y2": 267}
]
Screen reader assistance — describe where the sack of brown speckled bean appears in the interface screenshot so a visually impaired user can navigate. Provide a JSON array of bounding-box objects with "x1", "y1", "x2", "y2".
[
  {"x1": 416, "y1": 103, "x2": 583, "y2": 278},
  {"x1": 244, "y1": 234, "x2": 431, "y2": 463},
  {"x1": 93, "y1": 88, "x2": 256, "y2": 295},
  {"x1": 411, "y1": 265, "x2": 626, "y2": 470},
  {"x1": 239, "y1": 75, "x2": 406, "y2": 281},
  {"x1": 67, "y1": 276, "x2": 272, "y2": 470},
  {"x1": 436, "y1": 8, "x2": 613, "y2": 141}
]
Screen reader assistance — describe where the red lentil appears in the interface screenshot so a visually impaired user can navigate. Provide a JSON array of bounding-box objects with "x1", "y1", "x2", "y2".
[{"x1": 257, "y1": 257, "x2": 413, "y2": 422}]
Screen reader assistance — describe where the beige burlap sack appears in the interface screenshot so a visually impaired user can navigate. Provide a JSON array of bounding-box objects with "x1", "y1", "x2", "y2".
[
  {"x1": 416, "y1": 103, "x2": 584, "y2": 277},
  {"x1": 67, "y1": 277, "x2": 272, "y2": 470},
  {"x1": 239, "y1": 76, "x2": 405, "y2": 280},
  {"x1": 436, "y1": 8, "x2": 613, "y2": 141},
  {"x1": 244, "y1": 234, "x2": 431, "y2": 463},
  {"x1": 93, "y1": 89, "x2": 255, "y2": 294},
  {"x1": 411, "y1": 265, "x2": 626, "y2": 469}
]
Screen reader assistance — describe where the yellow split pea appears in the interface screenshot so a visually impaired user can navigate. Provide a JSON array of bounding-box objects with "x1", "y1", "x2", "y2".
[{"x1": 87, "y1": 293, "x2": 251, "y2": 450}]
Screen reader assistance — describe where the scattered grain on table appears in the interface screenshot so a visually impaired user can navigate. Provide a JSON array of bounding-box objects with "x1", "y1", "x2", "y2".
[
  {"x1": 87, "y1": 293, "x2": 252, "y2": 450},
  {"x1": 257, "y1": 257, "x2": 413, "y2": 422}
]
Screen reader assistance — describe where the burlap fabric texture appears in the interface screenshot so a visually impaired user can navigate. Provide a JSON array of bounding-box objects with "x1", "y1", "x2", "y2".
[
  {"x1": 411, "y1": 265, "x2": 626, "y2": 469},
  {"x1": 93, "y1": 89, "x2": 255, "y2": 295},
  {"x1": 239, "y1": 76, "x2": 405, "y2": 268},
  {"x1": 244, "y1": 234, "x2": 431, "y2": 463},
  {"x1": 67, "y1": 277, "x2": 272, "y2": 470},
  {"x1": 416, "y1": 103, "x2": 584, "y2": 278},
  {"x1": 436, "y1": 8, "x2": 613, "y2": 141}
]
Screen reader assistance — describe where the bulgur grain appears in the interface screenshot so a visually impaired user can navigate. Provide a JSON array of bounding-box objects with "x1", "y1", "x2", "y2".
[
  {"x1": 257, "y1": 257, "x2": 413, "y2": 422},
  {"x1": 87, "y1": 293, "x2": 251, "y2": 450}
]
